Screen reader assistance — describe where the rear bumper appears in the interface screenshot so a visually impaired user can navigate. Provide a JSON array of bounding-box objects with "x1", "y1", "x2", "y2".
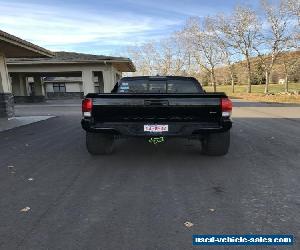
[{"x1": 81, "y1": 119, "x2": 232, "y2": 137}]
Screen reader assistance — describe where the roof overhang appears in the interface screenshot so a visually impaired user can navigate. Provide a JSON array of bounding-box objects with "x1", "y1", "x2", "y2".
[
  {"x1": 0, "y1": 30, "x2": 53, "y2": 58},
  {"x1": 111, "y1": 60, "x2": 136, "y2": 72},
  {"x1": 7, "y1": 59, "x2": 136, "y2": 72}
]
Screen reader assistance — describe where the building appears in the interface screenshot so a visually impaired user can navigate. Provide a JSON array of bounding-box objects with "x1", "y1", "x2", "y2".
[
  {"x1": 7, "y1": 51, "x2": 135, "y2": 102},
  {"x1": 0, "y1": 30, "x2": 135, "y2": 117},
  {"x1": 0, "y1": 29, "x2": 53, "y2": 117}
]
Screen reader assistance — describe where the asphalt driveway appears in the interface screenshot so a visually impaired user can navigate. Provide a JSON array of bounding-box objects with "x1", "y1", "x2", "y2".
[{"x1": 0, "y1": 100, "x2": 299, "y2": 249}]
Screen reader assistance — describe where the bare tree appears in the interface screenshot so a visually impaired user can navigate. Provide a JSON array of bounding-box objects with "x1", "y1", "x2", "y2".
[
  {"x1": 127, "y1": 35, "x2": 192, "y2": 76},
  {"x1": 127, "y1": 41, "x2": 161, "y2": 75},
  {"x1": 160, "y1": 39, "x2": 173, "y2": 75},
  {"x1": 171, "y1": 32, "x2": 193, "y2": 75},
  {"x1": 126, "y1": 1, "x2": 297, "y2": 93},
  {"x1": 222, "y1": 49, "x2": 237, "y2": 93},
  {"x1": 253, "y1": 0, "x2": 291, "y2": 93},
  {"x1": 279, "y1": 32, "x2": 300, "y2": 93},
  {"x1": 281, "y1": 52, "x2": 299, "y2": 92},
  {"x1": 175, "y1": 29, "x2": 200, "y2": 77},
  {"x1": 207, "y1": 16, "x2": 237, "y2": 92},
  {"x1": 182, "y1": 17, "x2": 222, "y2": 92},
  {"x1": 216, "y1": 6, "x2": 261, "y2": 93},
  {"x1": 285, "y1": 0, "x2": 300, "y2": 25},
  {"x1": 159, "y1": 34, "x2": 190, "y2": 75},
  {"x1": 283, "y1": 0, "x2": 300, "y2": 46}
]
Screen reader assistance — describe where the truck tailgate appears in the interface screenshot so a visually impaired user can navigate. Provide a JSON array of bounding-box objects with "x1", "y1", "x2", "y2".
[{"x1": 90, "y1": 94, "x2": 223, "y2": 123}]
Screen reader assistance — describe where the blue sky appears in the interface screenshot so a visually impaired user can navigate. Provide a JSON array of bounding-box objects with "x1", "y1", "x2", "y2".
[{"x1": 0, "y1": 0, "x2": 260, "y2": 56}]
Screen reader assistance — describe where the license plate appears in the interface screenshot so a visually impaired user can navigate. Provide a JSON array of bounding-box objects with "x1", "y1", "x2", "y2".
[{"x1": 144, "y1": 125, "x2": 168, "y2": 132}]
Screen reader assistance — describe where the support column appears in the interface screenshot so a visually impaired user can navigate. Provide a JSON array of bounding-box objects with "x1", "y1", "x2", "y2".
[
  {"x1": 33, "y1": 76, "x2": 45, "y2": 96},
  {"x1": 0, "y1": 53, "x2": 14, "y2": 118},
  {"x1": 11, "y1": 73, "x2": 27, "y2": 96},
  {"x1": 11, "y1": 74, "x2": 22, "y2": 96},
  {"x1": 82, "y1": 69, "x2": 95, "y2": 96},
  {"x1": 19, "y1": 74, "x2": 28, "y2": 96},
  {"x1": 93, "y1": 71, "x2": 104, "y2": 93},
  {"x1": 103, "y1": 69, "x2": 114, "y2": 93},
  {"x1": 25, "y1": 76, "x2": 45, "y2": 102}
]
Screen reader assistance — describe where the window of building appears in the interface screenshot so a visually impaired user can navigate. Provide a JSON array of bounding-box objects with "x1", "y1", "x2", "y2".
[{"x1": 53, "y1": 83, "x2": 66, "y2": 93}]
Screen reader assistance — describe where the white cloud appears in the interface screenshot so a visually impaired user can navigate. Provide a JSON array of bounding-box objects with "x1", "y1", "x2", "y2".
[
  {"x1": 123, "y1": 0, "x2": 211, "y2": 16},
  {"x1": 0, "y1": 1, "x2": 181, "y2": 51}
]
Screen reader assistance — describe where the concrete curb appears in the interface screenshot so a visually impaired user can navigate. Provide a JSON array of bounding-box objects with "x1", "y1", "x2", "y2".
[{"x1": 0, "y1": 116, "x2": 55, "y2": 132}]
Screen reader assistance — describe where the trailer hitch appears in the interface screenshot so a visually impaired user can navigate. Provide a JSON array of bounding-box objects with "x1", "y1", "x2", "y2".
[{"x1": 148, "y1": 137, "x2": 165, "y2": 145}]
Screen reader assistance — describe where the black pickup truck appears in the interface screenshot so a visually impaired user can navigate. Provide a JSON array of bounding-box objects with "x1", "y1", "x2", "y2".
[{"x1": 81, "y1": 76, "x2": 232, "y2": 156}]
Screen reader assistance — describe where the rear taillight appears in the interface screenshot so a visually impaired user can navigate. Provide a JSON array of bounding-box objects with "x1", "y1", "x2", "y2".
[
  {"x1": 221, "y1": 98, "x2": 232, "y2": 117},
  {"x1": 82, "y1": 98, "x2": 92, "y2": 117}
]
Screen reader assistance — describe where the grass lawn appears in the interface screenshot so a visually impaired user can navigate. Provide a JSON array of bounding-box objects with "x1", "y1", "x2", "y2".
[{"x1": 203, "y1": 83, "x2": 300, "y2": 103}]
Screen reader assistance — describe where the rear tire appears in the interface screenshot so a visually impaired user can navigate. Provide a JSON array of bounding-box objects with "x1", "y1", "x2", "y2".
[
  {"x1": 86, "y1": 132, "x2": 114, "y2": 155},
  {"x1": 201, "y1": 131, "x2": 230, "y2": 156}
]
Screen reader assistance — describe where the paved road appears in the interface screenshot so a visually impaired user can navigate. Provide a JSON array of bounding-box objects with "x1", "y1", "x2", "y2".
[{"x1": 0, "y1": 100, "x2": 299, "y2": 249}]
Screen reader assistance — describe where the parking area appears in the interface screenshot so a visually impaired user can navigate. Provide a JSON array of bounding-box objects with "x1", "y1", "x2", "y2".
[{"x1": 0, "y1": 100, "x2": 299, "y2": 249}]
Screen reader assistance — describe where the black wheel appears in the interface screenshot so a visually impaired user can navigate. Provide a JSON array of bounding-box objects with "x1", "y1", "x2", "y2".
[
  {"x1": 201, "y1": 131, "x2": 230, "y2": 156},
  {"x1": 86, "y1": 132, "x2": 114, "y2": 155}
]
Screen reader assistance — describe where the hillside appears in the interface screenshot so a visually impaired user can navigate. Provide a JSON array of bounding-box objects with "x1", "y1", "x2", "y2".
[{"x1": 200, "y1": 50, "x2": 300, "y2": 86}]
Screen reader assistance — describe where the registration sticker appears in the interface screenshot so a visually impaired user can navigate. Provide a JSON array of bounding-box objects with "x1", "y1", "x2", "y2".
[{"x1": 144, "y1": 125, "x2": 168, "y2": 132}]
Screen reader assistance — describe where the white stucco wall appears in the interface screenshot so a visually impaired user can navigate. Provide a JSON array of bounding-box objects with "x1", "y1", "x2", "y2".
[
  {"x1": 66, "y1": 82, "x2": 82, "y2": 92},
  {"x1": 7, "y1": 63, "x2": 123, "y2": 95},
  {"x1": 45, "y1": 83, "x2": 53, "y2": 93}
]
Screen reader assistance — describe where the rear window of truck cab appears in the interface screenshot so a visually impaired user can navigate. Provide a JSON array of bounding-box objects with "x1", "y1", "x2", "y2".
[{"x1": 116, "y1": 78, "x2": 203, "y2": 93}]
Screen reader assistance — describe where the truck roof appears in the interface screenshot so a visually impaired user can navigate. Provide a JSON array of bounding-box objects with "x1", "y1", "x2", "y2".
[{"x1": 120, "y1": 76, "x2": 198, "y2": 81}]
